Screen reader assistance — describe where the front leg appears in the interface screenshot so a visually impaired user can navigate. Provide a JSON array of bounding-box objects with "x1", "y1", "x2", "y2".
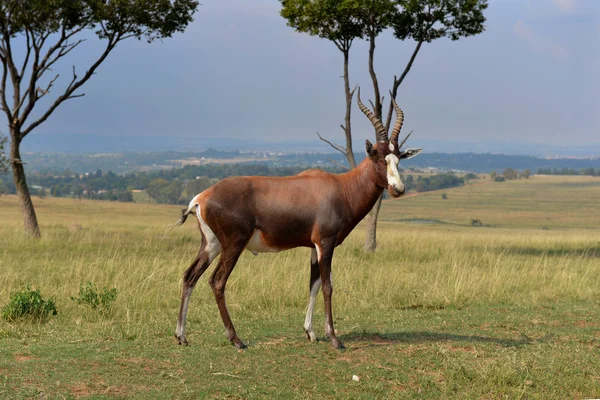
[
  {"x1": 304, "y1": 248, "x2": 321, "y2": 342},
  {"x1": 317, "y1": 239, "x2": 344, "y2": 350}
]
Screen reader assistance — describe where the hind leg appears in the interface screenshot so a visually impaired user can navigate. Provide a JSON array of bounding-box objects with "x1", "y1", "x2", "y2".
[
  {"x1": 176, "y1": 221, "x2": 221, "y2": 345},
  {"x1": 209, "y1": 243, "x2": 246, "y2": 349}
]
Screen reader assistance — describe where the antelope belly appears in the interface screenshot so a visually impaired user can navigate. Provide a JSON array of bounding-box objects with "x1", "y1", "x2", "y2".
[{"x1": 246, "y1": 229, "x2": 280, "y2": 255}]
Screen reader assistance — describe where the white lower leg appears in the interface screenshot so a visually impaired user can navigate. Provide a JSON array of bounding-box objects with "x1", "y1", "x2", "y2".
[
  {"x1": 303, "y1": 278, "x2": 321, "y2": 342},
  {"x1": 176, "y1": 288, "x2": 192, "y2": 339}
]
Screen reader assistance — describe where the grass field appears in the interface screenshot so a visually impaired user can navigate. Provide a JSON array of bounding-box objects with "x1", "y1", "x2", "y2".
[{"x1": 1, "y1": 175, "x2": 599, "y2": 399}]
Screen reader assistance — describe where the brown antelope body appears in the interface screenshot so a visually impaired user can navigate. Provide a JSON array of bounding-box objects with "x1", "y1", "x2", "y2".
[{"x1": 173, "y1": 91, "x2": 422, "y2": 349}]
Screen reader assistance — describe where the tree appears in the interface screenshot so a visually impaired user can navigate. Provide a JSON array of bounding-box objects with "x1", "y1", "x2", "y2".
[
  {"x1": 281, "y1": 0, "x2": 488, "y2": 251},
  {"x1": 184, "y1": 176, "x2": 216, "y2": 201},
  {"x1": 503, "y1": 167, "x2": 518, "y2": 180},
  {"x1": 147, "y1": 178, "x2": 183, "y2": 204},
  {"x1": 521, "y1": 169, "x2": 531, "y2": 179},
  {"x1": 281, "y1": 0, "x2": 363, "y2": 168},
  {"x1": 0, "y1": 0, "x2": 199, "y2": 237}
]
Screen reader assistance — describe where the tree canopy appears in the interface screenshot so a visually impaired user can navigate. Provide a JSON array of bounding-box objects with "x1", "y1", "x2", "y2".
[
  {"x1": 280, "y1": 0, "x2": 363, "y2": 50},
  {"x1": 0, "y1": 0, "x2": 199, "y2": 237}
]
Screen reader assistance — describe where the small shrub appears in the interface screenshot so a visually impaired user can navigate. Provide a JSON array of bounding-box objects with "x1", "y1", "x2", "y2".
[
  {"x1": 494, "y1": 176, "x2": 505, "y2": 182},
  {"x1": 441, "y1": 193, "x2": 448, "y2": 200},
  {"x1": 2, "y1": 285, "x2": 57, "y2": 323},
  {"x1": 71, "y1": 282, "x2": 118, "y2": 316},
  {"x1": 471, "y1": 219, "x2": 483, "y2": 226}
]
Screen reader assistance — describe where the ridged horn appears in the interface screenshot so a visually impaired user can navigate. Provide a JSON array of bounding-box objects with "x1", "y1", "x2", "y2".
[
  {"x1": 389, "y1": 96, "x2": 405, "y2": 149},
  {"x1": 357, "y1": 87, "x2": 387, "y2": 143}
]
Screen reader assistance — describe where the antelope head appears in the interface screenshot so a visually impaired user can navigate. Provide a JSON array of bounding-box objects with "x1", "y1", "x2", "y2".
[{"x1": 357, "y1": 88, "x2": 422, "y2": 198}]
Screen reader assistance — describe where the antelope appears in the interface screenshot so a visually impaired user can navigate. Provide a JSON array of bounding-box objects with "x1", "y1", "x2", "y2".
[{"x1": 172, "y1": 90, "x2": 422, "y2": 349}]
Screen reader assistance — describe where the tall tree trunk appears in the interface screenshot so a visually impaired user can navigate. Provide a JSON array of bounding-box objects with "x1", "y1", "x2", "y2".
[
  {"x1": 365, "y1": 40, "x2": 424, "y2": 252},
  {"x1": 364, "y1": 194, "x2": 383, "y2": 252},
  {"x1": 10, "y1": 131, "x2": 41, "y2": 238},
  {"x1": 364, "y1": 31, "x2": 382, "y2": 252},
  {"x1": 342, "y1": 47, "x2": 357, "y2": 169}
]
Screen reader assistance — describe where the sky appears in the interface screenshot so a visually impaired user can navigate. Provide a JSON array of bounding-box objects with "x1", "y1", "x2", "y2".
[{"x1": 11, "y1": 0, "x2": 600, "y2": 154}]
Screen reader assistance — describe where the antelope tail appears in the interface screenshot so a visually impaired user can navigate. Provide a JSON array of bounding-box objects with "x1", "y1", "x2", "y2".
[{"x1": 163, "y1": 194, "x2": 201, "y2": 235}]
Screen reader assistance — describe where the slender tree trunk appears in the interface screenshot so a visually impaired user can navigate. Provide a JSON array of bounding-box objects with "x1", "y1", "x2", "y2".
[
  {"x1": 364, "y1": 31, "x2": 383, "y2": 252},
  {"x1": 342, "y1": 47, "x2": 357, "y2": 169},
  {"x1": 365, "y1": 40, "x2": 424, "y2": 252},
  {"x1": 364, "y1": 194, "x2": 383, "y2": 252},
  {"x1": 10, "y1": 130, "x2": 41, "y2": 238},
  {"x1": 367, "y1": 31, "x2": 382, "y2": 120},
  {"x1": 384, "y1": 41, "x2": 423, "y2": 132}
]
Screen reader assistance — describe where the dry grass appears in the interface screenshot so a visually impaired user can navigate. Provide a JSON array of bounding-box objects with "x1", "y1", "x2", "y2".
[{"x1": 0, "y1": 175, "x2": 599, "y2": 398}]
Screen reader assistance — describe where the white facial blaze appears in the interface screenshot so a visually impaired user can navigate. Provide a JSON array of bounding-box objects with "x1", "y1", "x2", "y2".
[{"x1": 385, "y1": 153, "x2": 404, "y2": 192}]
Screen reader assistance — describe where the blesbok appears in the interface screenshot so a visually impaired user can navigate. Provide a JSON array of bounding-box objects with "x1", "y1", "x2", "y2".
[{"x1": 172, "y1": 90, "x2": 422, "y2": 349}]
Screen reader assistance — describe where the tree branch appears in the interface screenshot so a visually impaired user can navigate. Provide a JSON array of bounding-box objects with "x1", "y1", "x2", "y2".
[
  {"x1": 316, "y1": 132, "x2": 347, "y2": 156},
  {"x1": 19, "y1": 30, "x2": 32, "y2": 82},
  {"x1": 4, "y1": 32, "x2": 22, "y2": 113},
  {"x1": 384, "y1": 39, "x2": 424, "y2": 133},
  {"x1": 34, "y1": 74, "x2": 60, "y2": 101},
  {"x1": 0, "y1": 56, "x2": 12, "y2": 122},
  {"x1": 328, "y1": 158, "x2": 350, "y2": 171},
  {"x1": 21, "y1": 36, "x2": 119, "y2": 138}
]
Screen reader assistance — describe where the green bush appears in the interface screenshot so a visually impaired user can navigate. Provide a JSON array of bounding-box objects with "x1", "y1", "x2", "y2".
[
  {"x1": 2, "y1": 285, "x2": 57, "y2": 323},
  {"x1": 71, "y1": 282, "x2": 117, "y2": 316}
]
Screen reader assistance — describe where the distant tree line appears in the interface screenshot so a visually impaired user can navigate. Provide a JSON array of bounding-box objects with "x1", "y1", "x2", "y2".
[
  {"x1": 0, "y1": 163, "x2": 347, "y2": 204},
  {"x1": 0, "y1": 163, "x2": 470, "y2": 204},
  {"x1": 490, "y1": 168, "x2": 531, "y2": 182},
  {"x1": 403, "y1": 173, "x2": 464, "y2": 193},
  {"x1": 536, "y1": 167, "x2": 600, "y2": 176}
]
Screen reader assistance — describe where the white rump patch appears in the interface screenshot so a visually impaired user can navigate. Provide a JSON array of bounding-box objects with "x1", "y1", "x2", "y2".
[
  {"x1": 385, "y1": 153, "x2": 404, "y2": 193},
  {"x1": 246, "y1": 229, "x2": 279, "y2": 255},
  {"x1": 196, "y1": 204, "x2": 221, "y2": 261}
]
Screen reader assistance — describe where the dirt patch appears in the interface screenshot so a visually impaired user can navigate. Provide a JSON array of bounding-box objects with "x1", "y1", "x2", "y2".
[
  {"x1": 67, "y1": 380, "x2": 137, "y2": 398},
  {"x1": 14, "y1": 354, "x2": 36, "y2": 362},
  {"x1": 438, "y1": 343, "x2": 478, "y2": 355},
  {"x1": 68, "y1": 382, "x2": 93, "y2": 397},
  {"x1": 575, "y1": 320, "x2": 599, "y2": 328},
  {"x1": 258, "y1": 336, "x2": 287, "y2": 347}
]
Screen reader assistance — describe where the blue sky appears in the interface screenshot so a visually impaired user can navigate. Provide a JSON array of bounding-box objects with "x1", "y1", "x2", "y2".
[{"x1": 17, "y1": 0, "x2": 600, "y2": 153}]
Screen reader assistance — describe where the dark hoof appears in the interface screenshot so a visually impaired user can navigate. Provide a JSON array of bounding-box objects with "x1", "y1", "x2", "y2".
[
  {"x1": 234, "y1": 342, "x2": 247, "y2": 350},
  {"x1": 332, "y1": 339, "x2": 345, "y2": 350},
  {"x1": 176, "y1": 336, "x2": 189, "y2": 346},
  {"x1": 305, "y1": 330, "x2": 318, "y2": 342}
]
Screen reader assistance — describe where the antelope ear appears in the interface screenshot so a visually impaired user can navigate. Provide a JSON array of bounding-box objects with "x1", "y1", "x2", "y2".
[
  {"x1": 365, "y1": 140, "x2": 377, "y2": 157},
  {"x1": 399, "y1": 148, "x2": 422, "y2": 160}
]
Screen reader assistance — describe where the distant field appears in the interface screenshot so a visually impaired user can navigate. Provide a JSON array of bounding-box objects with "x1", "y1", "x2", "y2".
[
  {"x1": 381, "y1": 175, "x2": 600, "y2": 229},
  {"x1": 0, "y1": 175, "x2": 599, "y2": 398}
]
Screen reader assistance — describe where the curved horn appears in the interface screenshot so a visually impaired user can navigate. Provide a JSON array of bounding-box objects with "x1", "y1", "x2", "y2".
[
  {"x1": 389, "y1": 96, "x2": 405, "y2": 148},
  {"x1": 357, "y1": 87, "x2": 387, "y2": 143}
]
